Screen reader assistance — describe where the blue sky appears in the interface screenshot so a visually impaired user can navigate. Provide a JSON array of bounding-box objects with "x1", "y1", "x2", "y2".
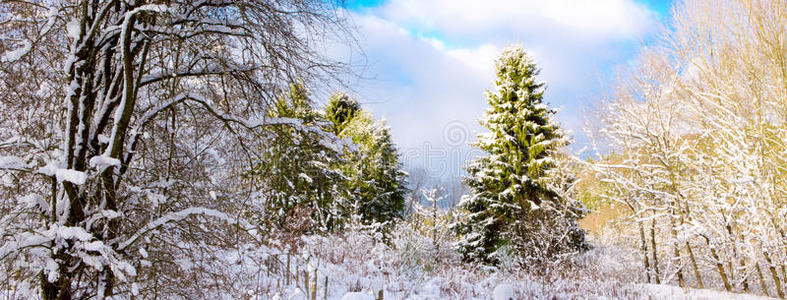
[{"x1": 336, "y1": 0, "x2": 676, "y2": 178}]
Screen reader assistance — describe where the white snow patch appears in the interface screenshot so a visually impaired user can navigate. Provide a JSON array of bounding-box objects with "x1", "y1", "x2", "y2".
[
  {"x1": 0, "y1": 156, "x2": 28, "y2": 170},
  {"x1": 341, "y1": 292, "x2": 375, "y2": 300},
  {"x1": 56, "y1": 168, "x2": 87, "y2": 185},
  {"x1": 493, "y1": 283, "x2": 515, "y2": 300},
  {"x1": 18, "y1": 194, "x2": 48, "y2": 212},
  {"x1": 89, "y1": 155, "x2": 120, "y2": 172},
  {"x1": 1, "y1": 40, "x2": 31, "y2": 62},
  {"x1": 98, "y1": 134, "x2": 110, "y2": 144},
  {"x1": 175, "y1": 258, "x2": 194, "y2": 270},
  {"x1": 55, "y1": 225, "x2": 93, "y2": 241},
  {"x1": 66, "y1": 18, "x2": 80, "y2": 41}
]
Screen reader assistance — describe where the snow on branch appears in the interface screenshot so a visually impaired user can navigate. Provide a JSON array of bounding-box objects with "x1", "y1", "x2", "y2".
[
  {"x1": 0, "y1": 40, "x2": 31, "y2": 63},
  {"x1": 123, "y1": 92, "x2": 321, "y2": 165},
  {"x1": 0, "y1": 156, "x2": 29, "y2": 171},
  {"x1": 0, "y1": 224, "x2": 127, "y2": 275},
  {"x1": 140, "y1": 64, "x2": 259, "y2": 87},
  {"x1": 118, "y1": 207, "x2": 247, "y2": 251}
]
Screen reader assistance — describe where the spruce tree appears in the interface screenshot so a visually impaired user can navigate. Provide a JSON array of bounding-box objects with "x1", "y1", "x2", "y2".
[
  {"x1": 455, "y1": 44, "x2": 585, "y2": 265},
  {"x1": 325, "y1": 93, "x2": 408, "y2": 231},
  {"x1": 325, "y1": 92, "x2": 361, "y2": 135},
  {"x1": 249, "y1": 85, "x2": 349, "y2": 232}
]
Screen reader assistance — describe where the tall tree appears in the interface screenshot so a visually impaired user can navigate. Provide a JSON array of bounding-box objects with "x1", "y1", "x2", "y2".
[
  {"x1": 454, "y1": 44, "x2": 585, "y2": 265},
  {"x1": 0, "y1": 1, "x2": 352, "y2": 298},
  {"x1": 589, "y1": 0, "x2": 786, "y2": 293},
  {"x1": 248, "y1": 84, "x2": 350, "y2": 233},
  {"x1": 325, "y1": 93, "x2": 408, "y2": 231}
]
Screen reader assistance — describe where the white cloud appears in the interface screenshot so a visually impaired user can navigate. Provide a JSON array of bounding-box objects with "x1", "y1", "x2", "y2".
[
  {"x1": 445, "y1": 44, "x2": 500, "y2": 76},
  {"x1": 379, "y1": 0, "x2": 657, "y2": 42},
  {"x1": 337, "y1": 1, "x2": 662, "y2": 175}
]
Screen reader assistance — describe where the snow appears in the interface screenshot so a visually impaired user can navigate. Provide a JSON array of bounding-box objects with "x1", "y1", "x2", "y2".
[
  {"x1": 55, "y1": 168, "x2": 87, "y2": 185},
  {"x1": 98, "y1": 134, "x2": 110, "y2": 144},
  {"x1": 298, "y1": 173, "x2": 313, "y2": 184},
  {"x1": 0, "y1": 1, "x2": 781, "y2": 299},
  {"x1": 18, "y1": 194, "x2": 48, "y2": 213},
  {"x1": 341, "y1": 292, "x2": 375, "y2": 300},
  {"x1": 493, "y1": 283, "x2": 515, "y2": 300},
  {"x1": 55, "y1": 225, "x2": 93, "y2": 241},
  {"x1": 66, "y1": 19, "x2": 80, "y2": 41},
  {"x1": 0, "y1": 155, "x2": 28, "y2": 170},
  {"x1": 89, "y1": 155, "x2": 120, "y2": 172},
  {"x1": 172, "y1": 231, "x2": 775, "y2": 300},
  {"x1": 118, "y1": 207, "x2": 248, "y2": 250},
  {"x1": 0, "y1": 40, "x2": 31, "y2": 63}
]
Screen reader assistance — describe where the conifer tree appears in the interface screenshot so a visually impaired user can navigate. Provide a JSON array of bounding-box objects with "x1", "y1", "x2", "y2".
[
  {"x1": 325, "y1": 92, "x2": 362, "y2": 135},
  {"x1": 250, "y1": 85, "x2": 350, "y2": 232},
  {"x1": 325, "y1": 93, "x2": 408, "y2": 230},
  {"x1": 455, "y1": 44, "x2": 586, "y2": 264}
]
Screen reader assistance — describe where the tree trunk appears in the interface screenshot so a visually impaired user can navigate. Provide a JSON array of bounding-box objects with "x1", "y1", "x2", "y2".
[
  {"x1": 741, "y1": 257, "x2": 751, "y2": 293},
  {"x1": 756, "y1": 262, "x2": 769, "y2": 297},
  {"x1": 40, "y1": 271, "x2": 58, "y2": 300},
  {"x1": 41, "y1": 256, "x2": 74, "y2": 300},
  {"x1": 782, "y1": 265, "x2": 787, "y2": 288},
  {"x1": 763, "y1": 251, "x2": 784, "y2": 298},
  {"x1": 686, "y1": 241, "x2": 704, "y2": 289},
  {"x1": 725, "y1": 222, "x2": 748, "y2": 292},
  {"x1": 639, "y1": 223, "x2": 652, "y2": 283},
  {"x1": 650, "y1": 218, "x2": 661, "y2": 284},
  {"x1": 713, "y1": 246, "x2": 732, "y2": 292},
  {"x1": 703, "y1": 235, "x2": 732, "y2": 292},
  {"x1": 669, "y1": 210, "x2": 685, "y2": 287}
]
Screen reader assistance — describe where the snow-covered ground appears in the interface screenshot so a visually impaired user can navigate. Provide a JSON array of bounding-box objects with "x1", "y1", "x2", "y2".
[
  {"x1": 273, "y1": 277, "x2": 776, "y2": 300},
  {"x1": 229, "y1": 229, "x2": 776, "y2": 300}
]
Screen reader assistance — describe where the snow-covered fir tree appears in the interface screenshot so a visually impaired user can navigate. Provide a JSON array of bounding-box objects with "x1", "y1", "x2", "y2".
[
  {"x1": 325, "y1": 93, "x2": 408, "y2": 232},
  {"x1": 249, "y1": 85, "x2": 350, "y2": 233},
  {"x1": 454, "y1": 44, "x2": 586, "y2": 265}
]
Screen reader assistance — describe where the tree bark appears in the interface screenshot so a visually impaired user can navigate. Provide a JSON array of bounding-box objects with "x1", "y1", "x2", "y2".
[
  {"x1": 669, "y1": 207, "x2": 685, "y2": 287},
  {"x1": 741, "y1": 257, "x2": 751, "y2": 293},
  {"x1": 756, "y1": 262, "x2": 769, "y2": 297},
  {"x1": 725, "y1": 221, "x2": 748, "y2": 292},
  {"x1": 650, "y1": 218, "x2": 661, "y2": 284},
  {"x1": 712, "y1": 246, "x2": 732, "y2": 292},
  {"x1": 763, "y1": 251, "x2": 784, "y2": 298},
  {"x1": 703, "y1": 235, "x2": 732, "y2": 291},
  {"x1": 639, "y1": 222, "x2": 652, "y2": 283},
  {"x1": 686, "y1": 241, "x2": 704, "y2": 289}
]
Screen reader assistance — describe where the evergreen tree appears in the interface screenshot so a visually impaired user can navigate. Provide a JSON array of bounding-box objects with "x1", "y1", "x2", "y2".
[
  {"x1": 250, "y1": 85, "x2": 350, "y2": 232},
  {"x1": 325, "y1": 92, "x2": 362, "y2": 135},
  {"x1": 325, "y1": 93, "x2": 408, "y2": 230},
  {"x1": 454, "y1": 44, "x2": 586, "y2": 265}
]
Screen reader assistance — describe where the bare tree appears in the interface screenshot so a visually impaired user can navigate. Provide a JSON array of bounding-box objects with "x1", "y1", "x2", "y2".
[
  {"x1": 590, "y1": 0, "x2": 786, "y2": 295},
  {"x1": 0, "y1": 0, "x2": 355, "y2": 298}
]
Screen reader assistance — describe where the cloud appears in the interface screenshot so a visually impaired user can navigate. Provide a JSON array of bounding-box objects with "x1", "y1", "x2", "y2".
[
  {"x1": 338, "y1": 1, "x2": 663, "y2": 175},
  {"x1": 379, "y1": 0, "x2": 657, "y2": 43}
]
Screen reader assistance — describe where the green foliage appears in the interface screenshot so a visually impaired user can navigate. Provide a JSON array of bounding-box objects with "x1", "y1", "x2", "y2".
[
  {"x1": 324, "y1": 92, "x2": 361, "y2": 135},
  {"x1": 454, "y1": 45, "x2": 585, "y2": 265},
  {"x1": 324, "y1": 92, "x2": 408, "y2": 231},
  {"x1": 250, "y1": 85, "x2": 350, "y2": 232},
  {"x1": 251, "y1": 88, "x2": 408, "y2": 235}
]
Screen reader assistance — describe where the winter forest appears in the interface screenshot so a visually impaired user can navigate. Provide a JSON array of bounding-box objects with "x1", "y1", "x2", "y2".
[{"x1": 0, "y1": 0, "x2": 785, "y2": 299}]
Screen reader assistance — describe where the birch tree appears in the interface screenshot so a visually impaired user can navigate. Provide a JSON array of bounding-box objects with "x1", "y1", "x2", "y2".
[{"x1": 591, "y1": 0, "x2": 786, "y2": 295}]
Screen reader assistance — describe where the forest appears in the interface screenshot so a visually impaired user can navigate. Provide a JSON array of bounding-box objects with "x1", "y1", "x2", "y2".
[{"x1": 0, "y1": 0, "x2": 784, "y2": 299}]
